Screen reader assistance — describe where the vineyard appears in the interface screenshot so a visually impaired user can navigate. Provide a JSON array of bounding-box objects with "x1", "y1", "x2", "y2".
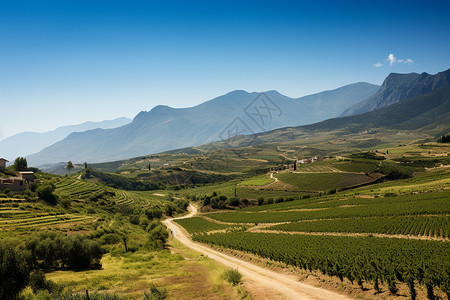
[
  {"x1": 174, "y1": 216, "x2": 241, "y2": 234},
  {"x1": 194, "y1": 232, "x2": 450, "y2": 297},
  {"x1": 0, "y1": 202, "x2": 93, "y2": 230},
  {"x1": 274, "y1": 172, "x2": 379, "y2": 192},
  {"x1": 267, "y1": 215, "x2": 449, "y2": 238},
  {"x1": 207, "y1": 190, "x2": 450, "y2": 223},
  {"x1": 55, "y1": 178, "x2": 165, "y2": 208}
]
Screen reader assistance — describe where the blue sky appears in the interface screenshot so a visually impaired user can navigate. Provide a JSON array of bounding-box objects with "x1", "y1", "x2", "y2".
[{"x1": 1, "y1": 0, "x2": 449, "y2": 139}]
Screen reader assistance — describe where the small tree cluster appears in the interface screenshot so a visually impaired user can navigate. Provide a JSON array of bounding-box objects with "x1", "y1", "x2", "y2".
[
  {"x1": 26, "y1": 232, "x2": 102, "y2": 270},
  {"x1": 437, "y1": 135, "x2": 450, "y2": 143}
]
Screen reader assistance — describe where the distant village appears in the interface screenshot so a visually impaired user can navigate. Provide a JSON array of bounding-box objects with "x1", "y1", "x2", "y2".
[
  {"x1": 270, "y1": 156, "x2": 322, "y2": 172},
  {"x1": 0, "y1": 158, "x2": 36, "y2": 193}
]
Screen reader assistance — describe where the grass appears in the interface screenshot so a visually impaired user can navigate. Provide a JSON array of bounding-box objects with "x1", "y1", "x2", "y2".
[
  {"x1": 46, "y1": 239, "x2": 243, "y2": 299},
  {"x1": 238, "y1": 174, "x2": 273, "y2": 186},
  {"x1": 275, "y1": 172, "x2": 378, "y2": 192}
]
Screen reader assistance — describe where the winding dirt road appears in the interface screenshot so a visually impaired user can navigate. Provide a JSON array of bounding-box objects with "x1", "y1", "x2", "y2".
[{"x1": 162, "y1": 205, "x2": 350, "y2": 300}]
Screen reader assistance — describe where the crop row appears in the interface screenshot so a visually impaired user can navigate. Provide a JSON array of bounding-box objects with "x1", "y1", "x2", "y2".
[
  {"x1": 268, "y1": 215, "x2": 449, "y2": 238},
  {"x1": 175, "y1": 217, "x2": 240, "y2": 234},
  {"x1": 0, "y1": 213, "x2": 92, "y2": 228},
  {"x1": 194, "y1": 232, "x2": 450, "y2": 297},
  {"x1": 210, "y1": 190, "x2": 450, "y2": 223}
]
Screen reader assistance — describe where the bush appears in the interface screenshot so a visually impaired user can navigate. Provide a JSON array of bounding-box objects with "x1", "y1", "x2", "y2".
[
  {"x1": 29, "y1": 270, "x2": 58, "y2": 293},
  {"x1": 143, "y1": 283, "x2": 167, "y2": 300},
  {"x1": 267, "y1": 198, "x2": 274, "y2": 204},
  {"x1": 37, "y1": 184, "x2": 58, "y2": 205},
  {"x1": 26, "y1": 232, "x2": 103, "y2": 270},
  {"x1": 0, "y1": 245, "x2": 30, "y2": 299},
  {"x1": 223, "y1": 268, "x2": 242, "y2": 285},
  {"x1": 257, "y1": 197, "x2": 264, "y2": 206},
  {"x1": 227, "y1": 197, "x2": 240, "y2": 206},
  {"x1": 275, "y1": 197, "x2": 284, "y2": 203}
]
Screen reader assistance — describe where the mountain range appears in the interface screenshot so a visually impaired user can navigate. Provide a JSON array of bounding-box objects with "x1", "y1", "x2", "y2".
[
  {"x1": 27, "y1": 82, "x2": 379, "y2": 165},
  {"x1": 214, "y1": 85, "x2": 450, "y2": 149},
  {"x1": 341, "y1": 68, "x2": 450, "y2": 116},
  {"x1": 0, "y1": 118, "x2": 131, "y2": 161}
]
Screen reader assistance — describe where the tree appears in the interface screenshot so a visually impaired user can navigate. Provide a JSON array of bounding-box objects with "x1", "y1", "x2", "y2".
[
  {"x1": 37, "y1": 183, "x2": 58, "y2": 205},
  {"x1": 148, "y1": 163, "x2": 151, "y2": 171},
  {"x1": 84, "y1": 162, "x2": 88, "y2": 169},
  {"x1": 13, "y1": 157, "x2": 28, "y2": 171},
  {"x1": 66, "y1": 161, "x2": 74, "y2": 173},
  {"x1": 0, "y1": 245, "x2": 30, "y2": 299}
]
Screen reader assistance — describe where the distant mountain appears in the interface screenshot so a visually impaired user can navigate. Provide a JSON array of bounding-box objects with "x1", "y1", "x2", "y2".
[
  {"x1": 222, "y1": 85, "x2": 450, "y2": 148},
  {"x1": 27, "y1": 83, "x2": 378, "y2": 165},
  {"x1": 341, "y1": 68, "x2": 450, "y2": 116},
  {"x1": 0, "y1": 118, "x2": 131, "y2": 161}
]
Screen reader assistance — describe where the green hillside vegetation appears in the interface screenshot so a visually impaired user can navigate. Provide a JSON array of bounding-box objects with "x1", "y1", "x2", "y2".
[{"x1": 3, "y1": 83, "x2": 450, "y2": 299}]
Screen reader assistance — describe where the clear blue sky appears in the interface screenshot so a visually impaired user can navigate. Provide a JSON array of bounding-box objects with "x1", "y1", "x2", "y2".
[{"x1": 1, "y1": 0, "x2": 449, "y2": 139}]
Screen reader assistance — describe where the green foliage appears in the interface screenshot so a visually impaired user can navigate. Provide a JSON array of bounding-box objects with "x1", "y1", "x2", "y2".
[
  {"x1": 195, "y1": 232, "x2": 449, "y2": 297},
  {"x1": 90, "y1": 169, "x2": 163, "y2": 191},
  {"x1": 223, "y1": 268, "x2": 242, "y2": 285},
  {"x1": 0, "y1": 245, "x2": 30, "y2": 299},
  {"x1": 145, "y1": 220, "x2": 169, "y2": 250},
  {"x1": 37, "y1": 183, "x2": 58, "y2": 205},
  {"x1": 437, "y1": 134, "x2": 450, "y2": 143},
  {"x1": 269, "y1": 215, "x2": 449, "y2": 238},
  {"x1": 275, "y1": 172, "x2": 376, "y2": 191},
  {"x1": 25, "y1": 232, "x2": 103, "y2": 270},
  {"x1": 143, "y1": 283, "x2": 167, "y2": 300},
  {"x1": 14, "y1": 157, "x2": 28, "y2": 171},
  {"x1": 29, "y1": 270, "x2": 59, "y2": 294},
  {"x1": 380, "y1": 161, "x2": 413, "y2": 179},
  {"x1": 66, "y1": 161, "x2": 74, "y2": 172},
  {"x1": 227, "y1": 197, "x2": 240, "y2": 206},
  {"x1": 209, "y1": 190, "x2": 450, "y2": 223},
  {"x1": 175, "y1": 217, "x2": 239, "y2": 234},
  {"x1": 348, "y1": 152, "x2": 385, "y2": 160}
]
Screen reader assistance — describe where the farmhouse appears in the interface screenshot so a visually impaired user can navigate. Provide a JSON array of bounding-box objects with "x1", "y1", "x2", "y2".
[
  {"x1": 0, "y1": 158, "x2": 8, "y2": 171},
  {"x1": 0, "y1": 177, "x2": 28, "y2": 192},
  {"x1": 18, "y1": 171, "x2": 36, "y2": 182}
]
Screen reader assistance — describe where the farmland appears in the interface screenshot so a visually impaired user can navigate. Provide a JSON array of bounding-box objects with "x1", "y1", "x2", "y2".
[{"x1": 172, "y1": 144, "x2": 450, "y2": 299}]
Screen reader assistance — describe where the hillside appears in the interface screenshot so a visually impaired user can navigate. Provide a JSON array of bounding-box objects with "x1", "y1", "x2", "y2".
[
  {"x1": 341, "y1": 68, "x2": 450, "y2": 116},
  {"x1": 27, "y1": 83, "x2": 378, "y2": 165},
  {"x1": 0, "y1": 117, "x2": 131, "y2": 161},
  {"x1": 218, "y1": 85, "x2": 450, "y2": 149}
]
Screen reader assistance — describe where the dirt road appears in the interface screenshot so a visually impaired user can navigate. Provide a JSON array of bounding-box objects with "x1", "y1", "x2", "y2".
[{"x1": 163, "y1": 205, "x2": 350, "y2": 300}]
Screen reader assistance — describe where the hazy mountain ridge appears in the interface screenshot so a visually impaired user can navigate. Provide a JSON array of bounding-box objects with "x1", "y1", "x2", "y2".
[
  {"x1": 220, "y1": 85, "x2": 450, "y2": 149},
  {"x1": 0, "y1": 117, "x2": 131, "y2": 161},
  {"x1": 27, "y1": 83, "x2": 379, "y2": 165},
  {"x1": 341, "y1": 68, "x2": 450, "y2": 116}
]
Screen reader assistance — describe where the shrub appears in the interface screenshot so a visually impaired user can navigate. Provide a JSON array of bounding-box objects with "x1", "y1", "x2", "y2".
[
  {"x1": 143, "y1": 283, "x2": 167, "y2": 300},
  {"x1": 257, "y1": 197, "x2": 264, "y2": 206},
  {"x1": 0, "y1": 245, "x2": 30, "y2": 299},
  {"x1": 223, "y1": 268, "x2": 242, "y2": 285},
  {"x1": 37, "y1": 184, "x2": 58, "y2": 205},
  {"x1": 275, "y1": 197, "x2": 284, "y2": 203},
  {"x1": 227, "y1": 197, "x2": 240, "y2": 206}
]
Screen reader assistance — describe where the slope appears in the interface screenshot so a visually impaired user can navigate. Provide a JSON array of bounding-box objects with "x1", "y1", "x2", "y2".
[
  {"x1": 342, "y1": 68, "x2": 450, "y2": 116},
  {"x1": 27, "y1": 83, "x2": 378, "y2": 165},
  {"x1": 0, "y1": 117, "x2": 131, "y2": 161}
]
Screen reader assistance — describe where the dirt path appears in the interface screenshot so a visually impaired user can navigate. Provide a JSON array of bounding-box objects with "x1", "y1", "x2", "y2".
[{"x1": 163, "y1": 205, "x2": 350, "y2": 300}]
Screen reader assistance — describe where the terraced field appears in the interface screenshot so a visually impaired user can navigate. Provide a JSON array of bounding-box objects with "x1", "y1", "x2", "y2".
[
  {"x1": 0, "y1": 203, "x2": 93, "y2": 230},
  {"x1": 55, "y1": 178, "x2": 165, "y2": 208}
]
